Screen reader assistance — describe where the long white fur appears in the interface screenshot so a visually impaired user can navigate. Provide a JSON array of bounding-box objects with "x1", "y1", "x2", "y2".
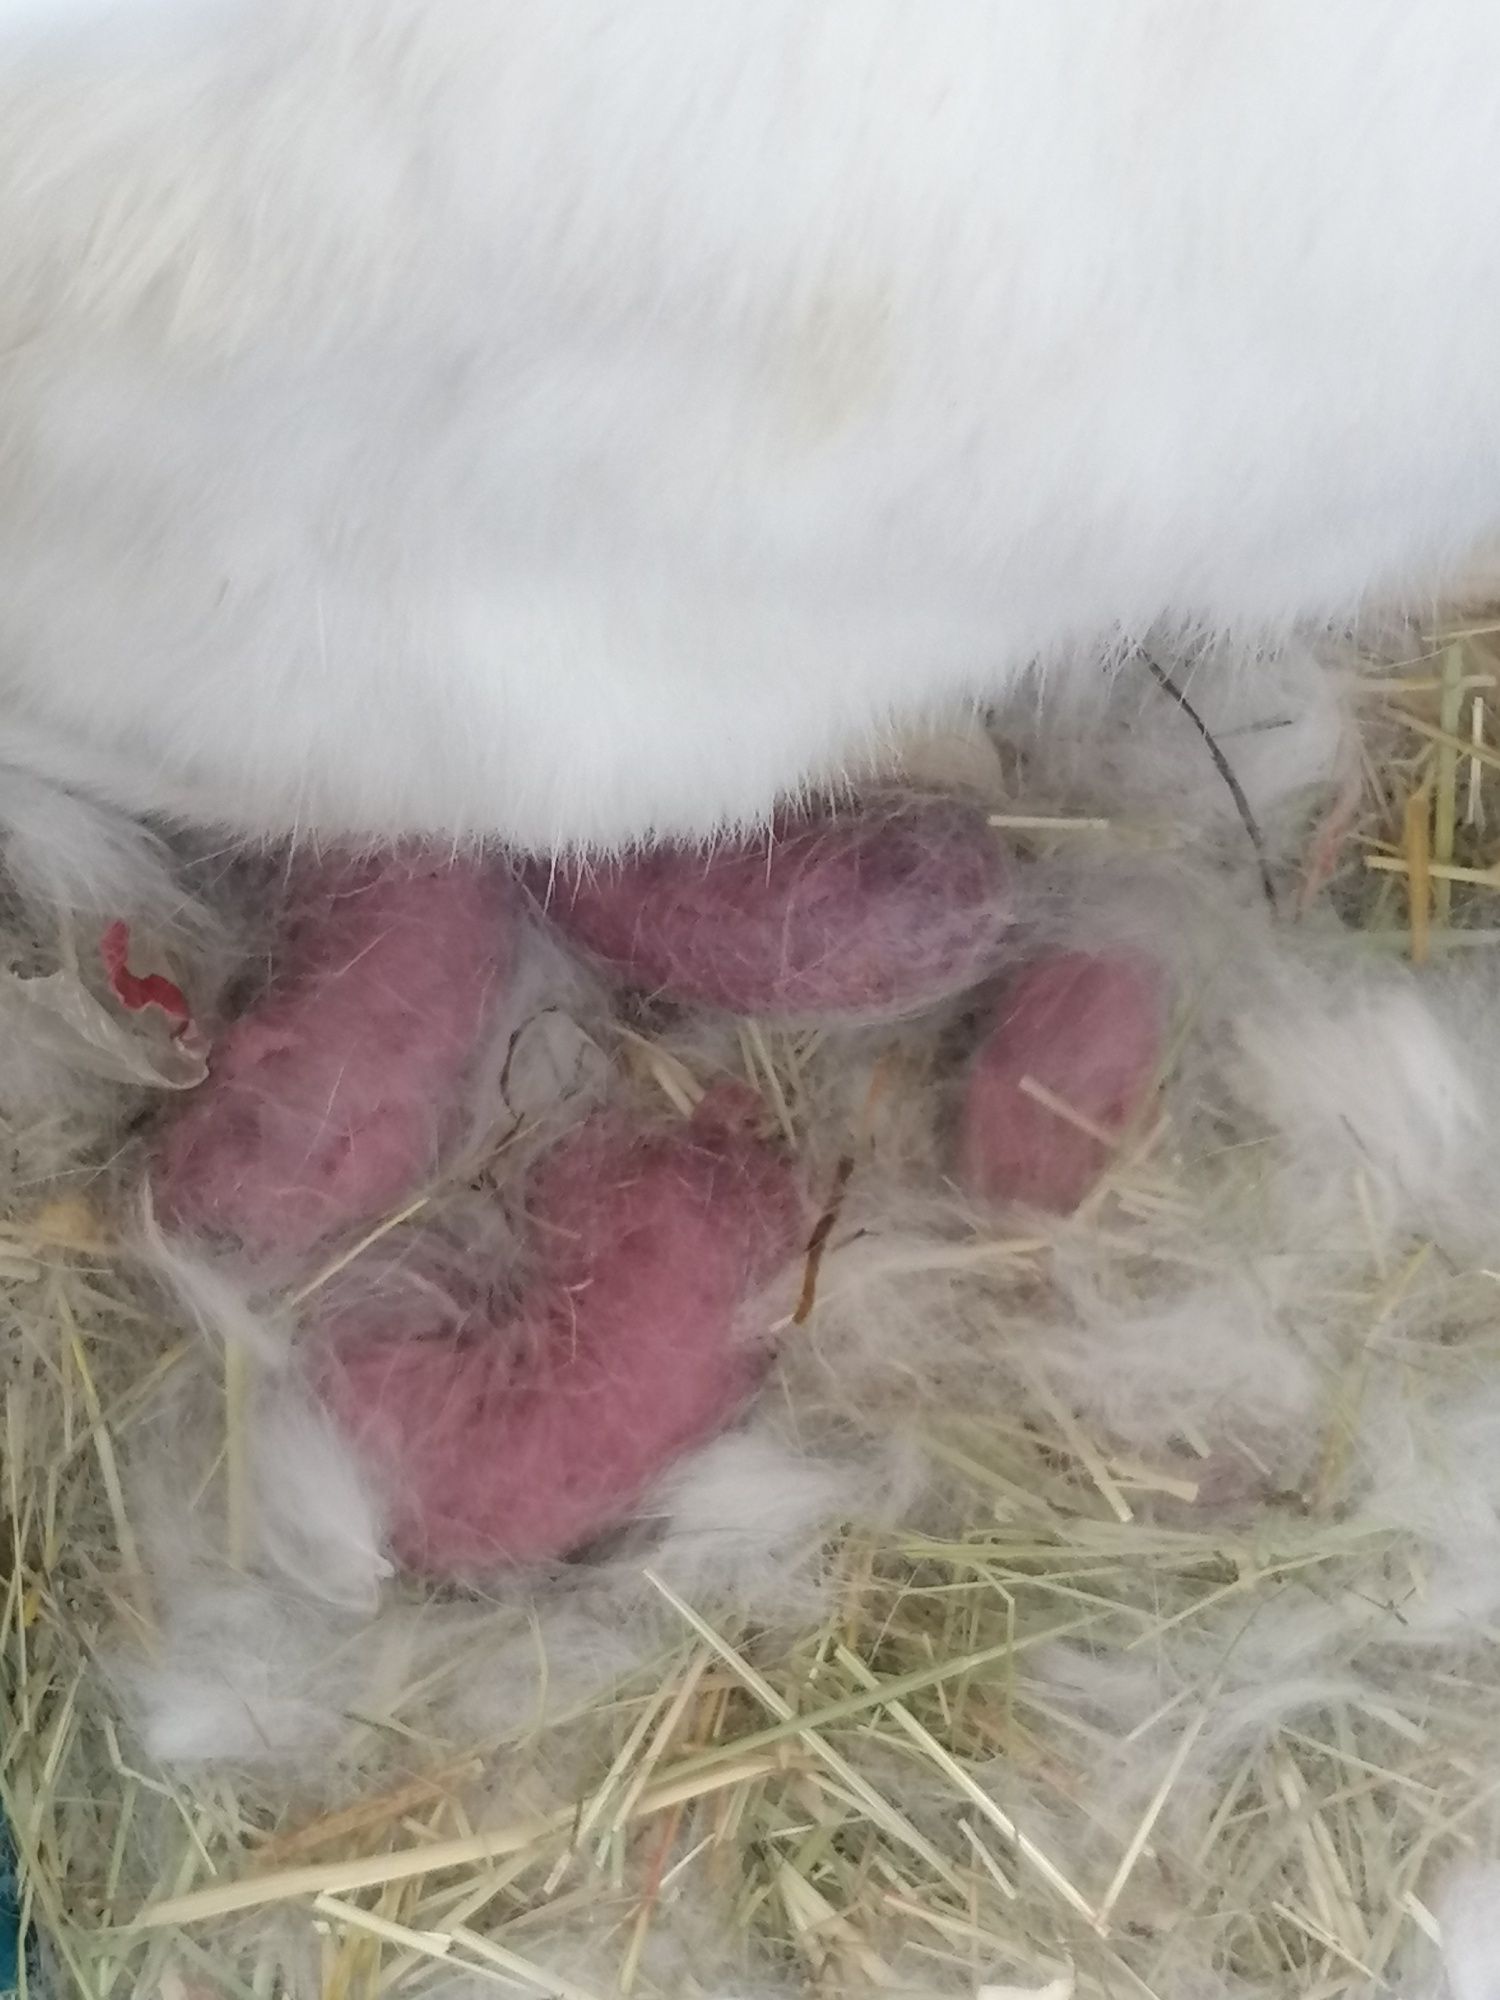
[{"x1": 0, "y1": 3, "x2": 1495, "y2": 861}]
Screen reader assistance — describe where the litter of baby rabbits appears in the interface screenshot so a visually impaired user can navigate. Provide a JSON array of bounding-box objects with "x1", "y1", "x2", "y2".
[{"x1": 7, "y1": 628, "x2": 1500, "y2": 1999}]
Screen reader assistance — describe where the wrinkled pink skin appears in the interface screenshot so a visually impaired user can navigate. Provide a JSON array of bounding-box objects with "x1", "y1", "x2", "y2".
[
  {"x1": 521, "y1": 797, "x2": 1011, "y2": 1020},
  {"x1": 153, "y1": 854, "x2": 514, "y2": 1259},
  {"x1": 957, "y1": 951, "x2": 1164, "y2": 1214},
  {"x1": 317, "y1": 1091, "x2": 806, "y2": 1573}
]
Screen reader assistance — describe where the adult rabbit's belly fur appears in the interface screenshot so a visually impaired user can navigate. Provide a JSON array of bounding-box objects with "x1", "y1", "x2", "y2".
[{"x1": 0, "y1": 1, "x2": 1496, "y2": 848}]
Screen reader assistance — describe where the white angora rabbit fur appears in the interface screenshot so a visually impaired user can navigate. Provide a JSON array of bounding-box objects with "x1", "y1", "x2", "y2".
[{"x1": 0, "y1": 1, "x2": 1497, "y2": 855}]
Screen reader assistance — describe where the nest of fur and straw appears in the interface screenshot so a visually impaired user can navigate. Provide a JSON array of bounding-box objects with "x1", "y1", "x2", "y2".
[{"x1": 4, "y1": 622, "x2": 1500, "y2": 2000}]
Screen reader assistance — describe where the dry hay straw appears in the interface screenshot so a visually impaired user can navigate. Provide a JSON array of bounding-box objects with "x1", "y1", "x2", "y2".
[{"x1": 5, "y1": 625, "x2": 1500, "y2": 1998}]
